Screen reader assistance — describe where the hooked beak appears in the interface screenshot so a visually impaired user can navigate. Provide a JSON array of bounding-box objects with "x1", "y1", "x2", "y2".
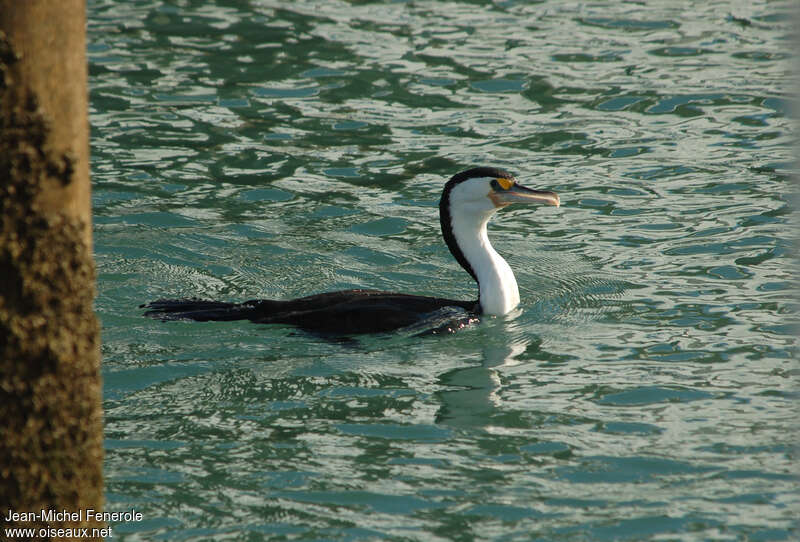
[{"x1": 490, "y1": 182, "x2": 560, "y2": 208}]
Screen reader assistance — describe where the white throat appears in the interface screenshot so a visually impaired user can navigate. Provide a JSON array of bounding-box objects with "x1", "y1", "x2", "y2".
[{"x1": 450, "y1": 209, "x2": 520, "y2": 315}]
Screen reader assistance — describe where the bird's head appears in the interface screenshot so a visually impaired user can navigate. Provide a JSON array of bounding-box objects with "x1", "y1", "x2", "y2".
[{"x1": 441, "y1": 167, "x2": 560, "y2": 217}]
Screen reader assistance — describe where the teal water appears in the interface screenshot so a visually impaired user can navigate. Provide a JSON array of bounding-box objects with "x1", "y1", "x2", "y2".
[{"x1": 90, "y1": 1, "x2": 796, "y2": 540}]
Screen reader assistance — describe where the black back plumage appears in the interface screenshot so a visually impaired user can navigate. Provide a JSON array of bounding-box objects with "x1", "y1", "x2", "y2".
[{"x1": 142, "y1": 290, "x2": 477, "y2": 335}]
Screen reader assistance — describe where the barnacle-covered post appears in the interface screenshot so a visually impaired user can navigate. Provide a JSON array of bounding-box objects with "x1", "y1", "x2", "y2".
[{"x1": 0, "y1": 1, "x2": 104, "y2": 539}]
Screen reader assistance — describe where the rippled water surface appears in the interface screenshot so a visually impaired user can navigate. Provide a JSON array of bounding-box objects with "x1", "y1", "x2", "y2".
[{"x1": 90, "y1": 1, "x2": 796, "y2": 540}]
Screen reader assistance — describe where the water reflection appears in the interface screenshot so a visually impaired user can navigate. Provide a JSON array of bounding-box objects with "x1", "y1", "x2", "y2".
[{"x1": 436, "y1": 317, "x2": 530, "y2": 428}]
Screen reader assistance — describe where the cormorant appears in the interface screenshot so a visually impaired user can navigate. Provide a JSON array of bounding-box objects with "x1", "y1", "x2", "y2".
[{"x1": 142, "y1": 167, "x2": 560, "y2": 334}]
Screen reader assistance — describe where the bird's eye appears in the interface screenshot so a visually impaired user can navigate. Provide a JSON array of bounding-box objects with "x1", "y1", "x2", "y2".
[{"x1": 492, "y1": 178, "x2": 514, "y2": 191}]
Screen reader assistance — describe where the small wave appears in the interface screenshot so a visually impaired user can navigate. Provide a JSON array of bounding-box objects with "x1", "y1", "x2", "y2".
[{"x1": 520, "y1": 252, "x2": 635, "y2": 325}]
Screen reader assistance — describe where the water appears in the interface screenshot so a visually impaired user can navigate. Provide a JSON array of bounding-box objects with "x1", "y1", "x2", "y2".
[{"x1": 90, "y1": 1, "x2": 796, "y2": 540}]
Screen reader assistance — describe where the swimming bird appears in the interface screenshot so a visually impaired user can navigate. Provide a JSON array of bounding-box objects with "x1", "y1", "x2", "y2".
[{"x1": 142, "y1": 167, "x2": 559, "y2": 334}]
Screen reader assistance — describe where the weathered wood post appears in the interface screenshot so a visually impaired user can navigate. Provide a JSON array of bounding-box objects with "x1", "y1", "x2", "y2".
[{"x1": 1, "y1": 1, "x2": 104, "y2": 539}]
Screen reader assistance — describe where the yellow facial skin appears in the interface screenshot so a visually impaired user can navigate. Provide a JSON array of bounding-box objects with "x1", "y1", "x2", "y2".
[
  {"x1": 488, "y1": 177, "x2": 516, "y2": 207},
  {"x1": 495, "y1": 177, "x2": 514, "y2": 190}
]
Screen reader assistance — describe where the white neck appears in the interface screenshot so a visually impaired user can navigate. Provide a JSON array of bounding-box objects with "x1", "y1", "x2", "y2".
[{"x1": 450, "y1": 209, "x2": 520, "y2": 315}]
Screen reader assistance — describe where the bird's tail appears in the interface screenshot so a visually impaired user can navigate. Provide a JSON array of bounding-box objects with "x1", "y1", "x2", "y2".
[{"x1": 141, "y1": 298, "x2": 268, "y2": 322}]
